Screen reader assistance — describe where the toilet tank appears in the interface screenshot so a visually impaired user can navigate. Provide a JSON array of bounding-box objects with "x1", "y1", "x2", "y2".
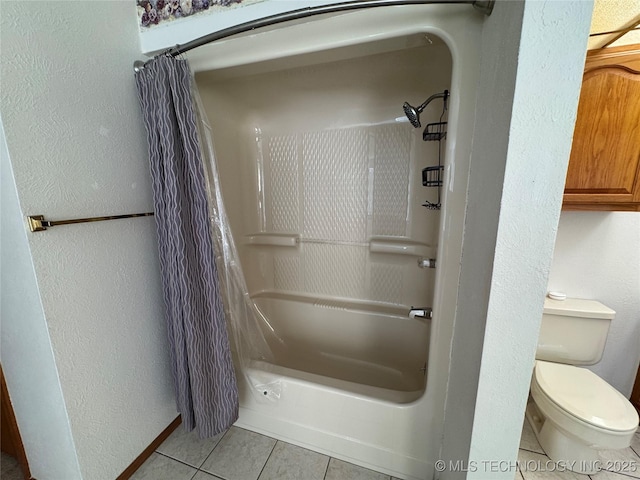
[{"x1": 537, "y1": 297, "x2": 615, "y2": 365}]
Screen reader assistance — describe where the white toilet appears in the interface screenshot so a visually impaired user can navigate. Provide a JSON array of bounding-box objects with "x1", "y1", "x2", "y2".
[{"x1": 526, "y1": 297, "x2": 639, "y2": 474}]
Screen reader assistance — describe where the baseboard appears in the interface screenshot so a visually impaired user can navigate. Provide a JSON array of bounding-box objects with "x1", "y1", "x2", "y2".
[{"x1": 116, "y1": 415, "x2": 181, "y2": 480}]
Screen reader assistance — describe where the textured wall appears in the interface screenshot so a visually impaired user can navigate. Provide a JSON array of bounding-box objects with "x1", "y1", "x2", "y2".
[
  {"x1": 439, "y1": 1, "x2": 593, "y2": 479},
  {"x1": 588, "y1": 0, "x2": 640, "y2": 48},
  {"x1": 1, "y1": 119, "x2": 83, "y2": 480},
  {"x1": 466, "y1": 2, "x2": 593, "y2": 478},
  {"x1": 0, "y1": 1, "x2": 177, "y2": 479},
  {"x1": 548, "y1": 211, "x2": 640, "y2": 396}
]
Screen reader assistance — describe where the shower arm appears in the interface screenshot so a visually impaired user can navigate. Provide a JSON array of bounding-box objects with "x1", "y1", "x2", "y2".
[
  {"x1": 416, "y1": 90, "x2": 449, "y2": 115},
  {"x1": 134, "y1": 0, "x2": 494, "y2": 71}
]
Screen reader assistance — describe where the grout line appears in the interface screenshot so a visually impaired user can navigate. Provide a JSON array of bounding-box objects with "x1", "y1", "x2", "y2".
[
  {"x1": 155, "y1": 451, "x2": 201, "y2": 470},
  {"x1": 518, "y1": 447, "x2": 547, "y2": 456},
  {"x1": 255, "y1": 440, "x2": 278, "y2": 480},
  {"x1": 601, "y1": 470, "x2": 640, "y2": 480},
  {"x1": 322, "y1": 456, "x2": 332, "y2": 480},
  {"x1": 198, "y1": 427, "x2": 233, "y2": 470}
]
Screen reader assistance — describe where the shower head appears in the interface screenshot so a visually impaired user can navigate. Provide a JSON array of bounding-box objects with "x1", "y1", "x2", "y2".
[
  {"x1": 403, "y1": 102, "x2": 422, "y2": 128},
  {"x1": 403, "y1": 90, "x2": 450, "y2": 129}
]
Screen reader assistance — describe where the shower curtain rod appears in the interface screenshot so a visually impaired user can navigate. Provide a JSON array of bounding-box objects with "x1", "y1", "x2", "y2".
[
  {"x1": 134, "y1": 0, "x2": 494, "y2": 70},
  {"x1": 27, "y1": 212, "x2": 154, "y2": 232}
]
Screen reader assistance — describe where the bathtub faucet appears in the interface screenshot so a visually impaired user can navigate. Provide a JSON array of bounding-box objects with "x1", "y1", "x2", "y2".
[
  {"x1": 409, "y1": 307, "x2": 433, "y2": 320},
  {"x1": 418, "y1": 258, "x2": 436, "y2": 269}
]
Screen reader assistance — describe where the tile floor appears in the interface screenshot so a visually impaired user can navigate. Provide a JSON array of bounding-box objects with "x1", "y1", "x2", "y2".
[
  {"x1": 131, "y1": 424, "x2": 402, "y2": 480},
  {"x1": 129, "y1": 420, "x2": 640, "y2": 480},
  {"x1": 517, "y1": 420, "x2": 640, "y2": 480},
  {"x1": 1, "y1": 421, "x2": 637, "y2": 480}
]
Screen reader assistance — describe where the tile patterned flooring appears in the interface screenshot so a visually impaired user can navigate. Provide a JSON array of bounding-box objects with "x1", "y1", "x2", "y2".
[
  {"x1": 132, "y1": 424, "x2": 403, "y2": 480},
  {"x1": 1, "y1": 420, "x2": 637, "y2": 479},
  {"x1": 517, "y1": 420, "x2": 640, "y2": 480},
  {"x1": 129, "y1": 420, "x2": 640, "y2": 480}
]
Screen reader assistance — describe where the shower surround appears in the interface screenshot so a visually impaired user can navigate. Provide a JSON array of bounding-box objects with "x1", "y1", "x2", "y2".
[{"x1": 189, "y1": 5, "x2": 484, "y2": 479}]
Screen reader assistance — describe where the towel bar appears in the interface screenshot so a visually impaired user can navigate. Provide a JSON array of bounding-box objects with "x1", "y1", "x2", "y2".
[{"x1": 27, "y1": 212, "x2": 154, "y2": 232}]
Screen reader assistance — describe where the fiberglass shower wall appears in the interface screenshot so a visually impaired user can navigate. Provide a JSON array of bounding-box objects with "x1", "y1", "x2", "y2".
[{"x1": 197, "y1": 35, "x2": 452, "y2": 312}]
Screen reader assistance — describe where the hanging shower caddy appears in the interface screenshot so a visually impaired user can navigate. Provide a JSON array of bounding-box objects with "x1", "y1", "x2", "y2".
[
  {"x1": 421, "y1": 120, "x2": 447, "y2": 190},
  {"x1": 402, "y1": 90, "x2": 449, "y2": 210}
]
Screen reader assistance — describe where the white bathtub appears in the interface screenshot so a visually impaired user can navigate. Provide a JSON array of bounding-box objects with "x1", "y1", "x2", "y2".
[
  {"x1": 191, "y1": 5, "x2": 483, "y2": 479},
  {"x1": 252, "y1": 291, "x2": 430, "y2": 400}
]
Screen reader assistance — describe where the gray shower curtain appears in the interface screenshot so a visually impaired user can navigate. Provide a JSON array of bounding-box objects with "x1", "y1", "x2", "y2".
[{"x1": 135, "y1": 55, "x2": 238, "y2": 437}]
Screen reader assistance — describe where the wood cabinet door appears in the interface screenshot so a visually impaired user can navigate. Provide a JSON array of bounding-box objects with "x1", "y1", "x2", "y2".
[{"x1": 563, "y1": 45, "x2": 640, "y2": 210}]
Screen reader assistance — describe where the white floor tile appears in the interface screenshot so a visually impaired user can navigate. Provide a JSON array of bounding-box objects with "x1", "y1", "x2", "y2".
[
  {"x1": 192, "y1": 471, "x2": 224, "y2": 480},
  {"x1": 324, "y1": 458, "x2": 391, "y2": 480},
  {"x1": 200, "y1": 426, "x2": 276, "y2": 480},
  {"x1": 590, "y1": 470, "x2": 640, "y2": 480},
  {"x1": 258, "y1": 441, "x2": 329, "y2": 480},
  {"x1": 598, "y1": 448, "x2": 640, "y2": 479},
  {"x1": 630, "y1": 433, "x2": 640, "y2": 458},
  {"x1": 156, "y1": 424, "x2": 226, "y2": 468},
  {"x1": 518, "y1": 449, "x2": 590, "y2": 480},
  {"x1": 520, "y1": 417, "x2": 545, "y2": 454},
  {"x1": 130, "y1": 453, "x2": 197, "y2": 480}
]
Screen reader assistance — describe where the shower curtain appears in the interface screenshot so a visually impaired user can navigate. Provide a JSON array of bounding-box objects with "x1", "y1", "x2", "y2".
[{"x1": 135, "y1": 55, "x2": 238, "y2": 437}]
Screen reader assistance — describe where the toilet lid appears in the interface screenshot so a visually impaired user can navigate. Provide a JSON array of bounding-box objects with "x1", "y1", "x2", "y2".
[{"x1": 534, "y1": 361, "x2": 639, "y2": 432}]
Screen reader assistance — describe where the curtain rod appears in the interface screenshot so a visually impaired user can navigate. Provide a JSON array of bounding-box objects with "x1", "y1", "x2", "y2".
[
  {"x1": 27, "y1": 213, "x2": 154, "y2": 232},
  {"x1": 134, "y1": 0, "x2": 494, "y2": 71}
]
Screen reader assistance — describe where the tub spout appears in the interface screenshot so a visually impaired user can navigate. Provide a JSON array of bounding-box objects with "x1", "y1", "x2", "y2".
[
  {"x1": 418, "y1": 258, "x2": 436, "y2": 269},
  {"x1": 409, "y1": 307, "x2": 432, "y2": 320}
]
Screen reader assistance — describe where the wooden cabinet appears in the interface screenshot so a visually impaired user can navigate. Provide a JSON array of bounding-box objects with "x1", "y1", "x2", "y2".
[
  {"x1": 632, "y1": 365, "x2": 640, "y2": 416},
  {"x1": 563, "y1": 44, "x2": 640, "y2": 211}
]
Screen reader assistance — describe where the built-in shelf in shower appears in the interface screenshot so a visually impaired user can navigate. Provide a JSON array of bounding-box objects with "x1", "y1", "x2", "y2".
[
  {"x1": 245, "y1": 233, "x2": 300, "y2": 247},
  {"x1": 369, "y1": 238, "x2": 433, "y2": 257}
]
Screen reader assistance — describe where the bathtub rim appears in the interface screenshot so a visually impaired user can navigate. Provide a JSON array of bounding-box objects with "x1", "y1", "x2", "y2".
[{"x1": 186, "y1": 4, "x2": 475, "y2": 74}]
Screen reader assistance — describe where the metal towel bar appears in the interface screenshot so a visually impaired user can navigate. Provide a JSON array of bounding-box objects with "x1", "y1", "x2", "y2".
[{"x1": 27, "y1": 212, "x2": 154, "y2": 232}]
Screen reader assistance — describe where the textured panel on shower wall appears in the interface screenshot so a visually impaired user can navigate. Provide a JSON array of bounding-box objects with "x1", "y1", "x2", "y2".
[
  {"x1": 302, "y1": 129, "x2": 369, "y2": 242},
  {"x1": 302, "y1": 243, "x2": 367, "y2": 298},
  {"x1": 273, "y1": 255, "x2": 300, "y2": 292},
  {"x1": 267, "y1": 134, "x2": 299, "y2": 233},
  {"x1": 371, "y1": 264, "x2": 404, "y2": 304},
  {"x1": 372, "y1": 124, "x2": 412, "y2": 237},
  {"x1": 260, "y1": 124, "x2": 415, "y2": 304}
]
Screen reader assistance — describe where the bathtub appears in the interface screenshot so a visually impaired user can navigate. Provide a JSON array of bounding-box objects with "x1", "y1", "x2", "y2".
[
  {"x1": 251, "y1": 291, "x2": 430, "y2": 400},
  {"x1": 190, "y1": 5, "x2": 483, "y2": 479}
]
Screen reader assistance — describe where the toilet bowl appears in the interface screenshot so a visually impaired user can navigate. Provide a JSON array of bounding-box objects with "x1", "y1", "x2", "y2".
[
  {"x1": 526, "y1": 361, "x2": 638, "y2": 473},
  {"x1": 527, "y1": 297, "x2": 639, "y2": 474}
]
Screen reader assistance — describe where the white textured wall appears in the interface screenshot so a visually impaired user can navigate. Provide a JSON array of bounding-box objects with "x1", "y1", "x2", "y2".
[
  {"x1": 548, "y1": 211, "x2": 640, "y2": 396},
  {"x1": 440, "y1": 1, "x2": 593, "y2": 479},
  {"x1": 1, "y1": 119, "x2": 83, "y2": 480},
  {"x1": 0, "y1": 1, "x2": 177, "y2": 479},
  {"x1": 467, "y1": 1, "x2": 593, "y2": 478}
]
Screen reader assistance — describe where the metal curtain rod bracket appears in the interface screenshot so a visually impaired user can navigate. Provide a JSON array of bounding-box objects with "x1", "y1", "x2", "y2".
[
  {"x1": 133, "y1": 0, "x2": 493, "y2": 71},
  {"x1": 27, "y1": 212, "x2": 154, "y2": 232}
]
